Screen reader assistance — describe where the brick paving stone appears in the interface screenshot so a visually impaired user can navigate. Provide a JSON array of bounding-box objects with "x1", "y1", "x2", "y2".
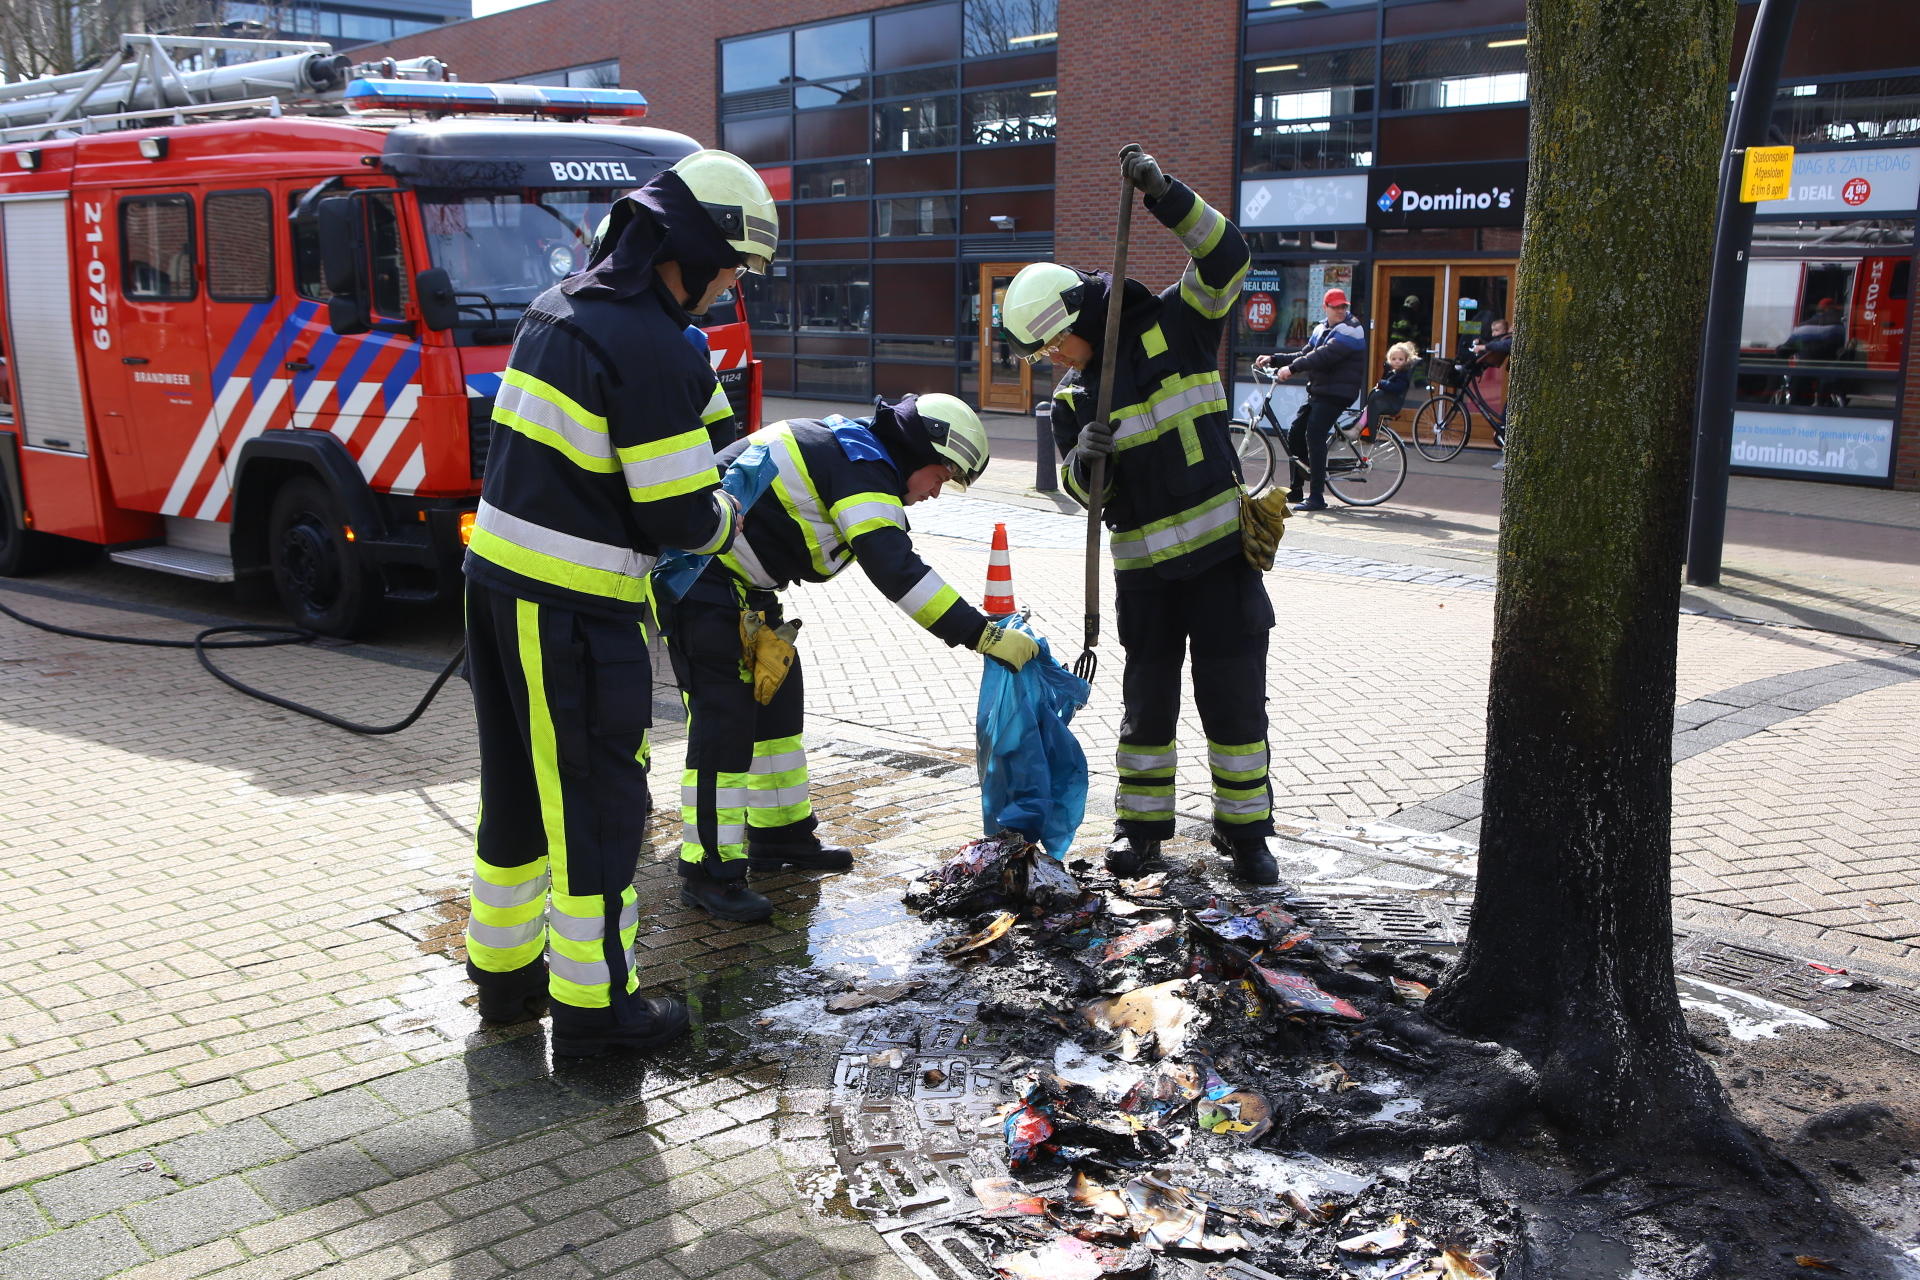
[
  {"x1": 0, "y1": 1215, "x2": 149, "y2": 1280},
  {"x1": 30, "y1": 1153, "x2": 177, "y2": 1226},
  {"x1": 154, "y1": 1117, "x2": 296, "y2": 1185},
  {"x1": 114, "y1": 1238, "x2": 247, "y2": 1280},
  {"x1": 125, "y1": 1176, "x2": 276, "y2": 1255},
  {"x1": 246, "y1": 1146, "x2": 388, "y2": 1212},
  {"x1": 0, "y1": 1191, "x2": 48, "y2": 1251}
]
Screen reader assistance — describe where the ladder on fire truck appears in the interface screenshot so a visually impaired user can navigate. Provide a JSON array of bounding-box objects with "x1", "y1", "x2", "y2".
[{"x1": 0, "y1": 33, "x2": 449, "y2": 142}]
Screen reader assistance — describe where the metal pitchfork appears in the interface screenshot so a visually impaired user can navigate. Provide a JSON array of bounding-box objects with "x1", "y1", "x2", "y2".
[{"x1": 1074, "y1": 143, "x2": 1139, "y2": 684}]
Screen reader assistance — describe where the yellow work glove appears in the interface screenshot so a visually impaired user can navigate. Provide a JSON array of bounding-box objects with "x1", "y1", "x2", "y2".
[
  {"x1": 1240, "y1": 487, "x2": 1290, "y2": 572},
  {"x1": 738, "y1": 610, "x2": 799, "y2": 705},
  {"x1": 974, "y1": 622, "x2": 1039, "y2": 671}
]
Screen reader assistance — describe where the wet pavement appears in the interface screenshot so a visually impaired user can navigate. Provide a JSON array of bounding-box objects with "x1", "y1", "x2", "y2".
[{"x1": 2, "y1": 444, "x2": 1918, "y2": 1277}]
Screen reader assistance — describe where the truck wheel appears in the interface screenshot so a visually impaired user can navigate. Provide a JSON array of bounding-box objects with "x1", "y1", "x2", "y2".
[
  {"x1": 268, "y1": 476, "x2": 377, "y2": 638},
  {"x1": 0, "y1": 482, "x2": 54, "y2": 577}
]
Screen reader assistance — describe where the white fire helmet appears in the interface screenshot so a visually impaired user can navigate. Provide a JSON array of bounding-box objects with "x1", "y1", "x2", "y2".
[
  {"x1": 669, "y1": 148, "x2": 779, "y2": 274},
  {"x1": 998, "y1": 261, "x2": 1088, "y2": 363}
]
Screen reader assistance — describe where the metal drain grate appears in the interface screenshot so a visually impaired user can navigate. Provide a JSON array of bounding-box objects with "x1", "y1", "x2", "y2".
[
  {"x1": 1675, "y1": 936, "x2": 1920, "y2": 1057},
  {"x1": 1287, "y1": 893, "x2": 1472, "y2": 945}
]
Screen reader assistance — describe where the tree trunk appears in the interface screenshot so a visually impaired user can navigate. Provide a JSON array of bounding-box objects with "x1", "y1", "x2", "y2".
[{"x1": 1427, "y1": 0, "x2": 1742, "y2": 1152}]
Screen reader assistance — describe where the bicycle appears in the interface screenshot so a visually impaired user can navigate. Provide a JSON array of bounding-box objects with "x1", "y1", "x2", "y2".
[
  {"x1": 1228, "y1": 366, "x2": 1408, "y2": 506},
  {"x1": 1408, "y1": 346, "x2": 1507, "y2": 462}
]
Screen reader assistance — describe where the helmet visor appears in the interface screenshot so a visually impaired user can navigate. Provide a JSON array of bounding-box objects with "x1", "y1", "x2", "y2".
[
  {"x1": 998, "y1": 325, "x2": 1050, "y2": 364},
  {"x1": 740, "y1": 252, "x2": 770, "y2": 275}
]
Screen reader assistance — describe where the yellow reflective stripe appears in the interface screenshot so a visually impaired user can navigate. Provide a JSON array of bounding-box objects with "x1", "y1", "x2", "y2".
[
  {"x1": 619, "y1": 426, "x2": 721, "y2": 502},
  {"x1": 1180, "y1": 260, "x2": 1248, "y2": 319},
  {"x1": 701, "y1": 385, "x2": 733, "y2": 426},
  {"x1": 1141, "y1": 324, "x2": 1168, "y2": 358},
  {"x1": 830, "y1": 491, "x2": 906, "y2": 542},
  {"x1": 494, "y1": 368, "x2": 615, "y2": 473},
  {"x1": 1175, "y1": 198, "x2": 1226, "y2": 258},
  {"x1": 1112, "y1": 373, "x2": 1227, "y2": 464},
  {"x1": 502, "y1": 366, "x2": 607, "y2": 432},
  {"x1": 516, "y1": 599, "x2": 570, "y2": 896},
  {"x1": 761, "y1": 428, "x2": 838, "y2": 576},
  {"x1": 1110, "y1": 488, "x2": 1241, "y2": 571},
  {"x1": 493, "y1": 405, "x2": 619, "y2": 474},
  {"x1": 912, "y1": 583, "x2": 961, "y2": 628},
  {"x1": 469, "y1": 525, "x2": 653, "y2": 604}
]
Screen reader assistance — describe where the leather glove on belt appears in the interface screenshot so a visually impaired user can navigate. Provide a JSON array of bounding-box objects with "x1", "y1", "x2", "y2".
[
  {"x1": 1240, "y1": 487, "x2": 1291, "y2": 572},
  {"x1": 738, "y1": 609, "x2": 801, "y2": 705}
]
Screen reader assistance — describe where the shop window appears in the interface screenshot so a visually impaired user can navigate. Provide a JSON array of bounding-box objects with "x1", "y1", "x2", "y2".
[
  {"x1": 877, "y1": 3, "x2": 961, "y2": 70},
  {"x1": 964, "y1": 84, "x2": 1056, "y2": 145},
  {"x1": 1772, "y1": 0, "x2": 1920, "y2": 78},
  {"x1": 1241, "y1": 120, "x2": 1373, "y2": 173},
  {"x1": 760, "y1": 358, "x2": 794, "y2": 393},
  {"x1": 964, "y1": 142, "x2": 1053, "y2": 189},
  {"x1": 962, "y1": 190, "x2": 1052, "y2": 234},
  {"x1": 797, "y1": 336, "x2": 871, "y2": 357},
  {"x1": 121, "y1": 195, "x2": 196, "y2": 301},
  {"x1": 875, "y1": 336, "x2": 960, "y2": 360},
  {"x1": 877, "y1": 196, "x2": 958, "y2": 237},
  {"x1": 796, "y1": 79, "x2": 869, "y2": 109},
  {"x1": 874, "y1": 265, "x2": 957, "y2": 335},
  {"x1": 962, "y1": 0, "x2": 1056, "y2": 57},
  {"x1": 1386, "y1": 37, "x2": 1530, "y2": 111},
  {"x1": 795, "y1": 265, "x2": 871, "y2": 332},
  {"x1": 794, "y1": 159, "x2": 872, "y2": 199},
  {"x1": 723, "y1": 116, "x2": 790, "y2": 165},
  {"x1": 796, "y1": 241, "x2": 866, "y2": 261},
  {"x1": 1383, "y1": 0, "x2": 1526, "y2": 37},
  {"x1": 794, "y1": 202, "x2": 869, "y2": 240},
  {"x1": 1740, "y1": 244, "x2": 1911, "y2": 391},
  {"x1": 1244, "y1": 229, "x2": 1367, "y2": 255},
  {"x1": 879, "y1": 67, "x2": 959, "y2": 97},
  {"x1": 723, "y1": 31, "x2": 790, "y2": 93},
  {"x1": 876, "y1": 238, "x2": 954, "y2": 259},
  {"x1": 1772, "y1": 76, "x2": 1920, "y2": 147},
  {"x1": 203, "y1": 190, "x2": 274, "y2": 302},
  {"x1": 796, "y1": 18, "x2": 871, "y2": 80},
  {"x1": 797, "y1": 106, "x2": 869, "y2": 159},
  {"x1": 797, "y1": 358, "x2": 871, "y2": 397},
  {"x1": 876, "y1": 152, "x2": 958, "y2": 193},
  {"x1": 876, "y1": 96, "x2": 958, "y2": 151},
  {"x1": 876, "y1": 362, "x2": 957, "y2": 398},
  {"x1": 1244, "y1": 49, "x2": 1375, "y2": 122}
]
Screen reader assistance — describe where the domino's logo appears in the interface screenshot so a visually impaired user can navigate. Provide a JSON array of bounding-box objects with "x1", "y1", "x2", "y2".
[{"x1": 1377, "y1": 183, "x2": 1402, "y2": 212}]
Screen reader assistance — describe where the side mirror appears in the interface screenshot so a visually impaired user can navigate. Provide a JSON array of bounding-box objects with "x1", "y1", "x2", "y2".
[
  {"x1": 316, "y1": 196, "x2": 362, "y2": 295},
  {"x1": 327, "y1": 295, "x2": 368, "y2": 337},
  {"x1": 415, "y1": 266, "x2": 458, "y2": 332}
]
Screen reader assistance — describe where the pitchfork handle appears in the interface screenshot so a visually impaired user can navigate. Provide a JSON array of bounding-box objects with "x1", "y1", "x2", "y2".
[{"x1": 1084, "y1": 146, "x2": 1138, "y2": 655}]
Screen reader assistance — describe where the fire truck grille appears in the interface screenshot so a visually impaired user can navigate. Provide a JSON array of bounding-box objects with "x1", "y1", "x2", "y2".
[{"x1": 469, "y1": 398, "x2": 496, "y2": 480}]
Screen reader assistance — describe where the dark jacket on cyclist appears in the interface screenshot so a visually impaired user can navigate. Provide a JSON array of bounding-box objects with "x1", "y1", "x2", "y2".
[{"x1": 1278, "y1": 311, "x2": 1368, "y2": 404}]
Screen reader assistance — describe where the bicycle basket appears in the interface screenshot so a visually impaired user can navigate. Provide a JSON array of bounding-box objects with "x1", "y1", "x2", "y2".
[{"x1": 1437, "y1": 357, "x2": 1473, "y2": 389}]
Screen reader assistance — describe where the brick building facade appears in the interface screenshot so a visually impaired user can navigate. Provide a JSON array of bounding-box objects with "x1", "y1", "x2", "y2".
[{"x1": 356, "y1": 0, "x2": 1920, "y2": 490}]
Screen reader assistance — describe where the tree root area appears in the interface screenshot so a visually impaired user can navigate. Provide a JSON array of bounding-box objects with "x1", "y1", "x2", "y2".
[{"x1": 901, "y1": 841, "x2": 1918, "y2": 1279}]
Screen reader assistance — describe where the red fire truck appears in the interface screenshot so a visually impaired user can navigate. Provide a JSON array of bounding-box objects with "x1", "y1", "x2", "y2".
[{"x1": 0, "y1": 35, "x2": 761, "y2": 635}]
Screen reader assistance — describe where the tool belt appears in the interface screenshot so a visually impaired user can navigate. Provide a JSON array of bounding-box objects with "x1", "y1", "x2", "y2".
[
  {"x1": 737, "y1": 589, "x2": 801, "y2": 705},
  {"x1": 1239, "y1": 486, "x2": 1290, "y2": 572}
]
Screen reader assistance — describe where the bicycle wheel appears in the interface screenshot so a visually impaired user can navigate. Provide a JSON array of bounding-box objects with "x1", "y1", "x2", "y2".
[
  {"x1": 1410, "y1": 395, "x2": 1470, "y2": 461},
  {"x1": 1228, "y1": 419, "x2": 1278, "y2": 495},
  {"x1": 1327, "y1": 425, "x2": 1408, "y2": 507}
]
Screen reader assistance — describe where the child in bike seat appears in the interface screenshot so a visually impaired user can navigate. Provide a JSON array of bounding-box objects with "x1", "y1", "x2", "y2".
[{"x1": 1360, "y1": 341, "x2": 1418, "y2": 439}]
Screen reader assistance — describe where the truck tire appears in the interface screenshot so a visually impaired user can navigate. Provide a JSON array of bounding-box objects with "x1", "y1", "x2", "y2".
[
  {"x1": 0, "y1": 482, "x2": 55, "y2": 577},
  {"x1": 268, "y1": 475, "x2": 377, "y2": 638}
]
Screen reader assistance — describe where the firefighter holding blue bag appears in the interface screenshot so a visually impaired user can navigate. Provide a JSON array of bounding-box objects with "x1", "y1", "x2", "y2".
[
  {"x1": 664, "y1": 395, "x2": 1039, "y2": 923},
  {"x1": 997, "y1": 148, "x2": 1280, "y2": 886}
]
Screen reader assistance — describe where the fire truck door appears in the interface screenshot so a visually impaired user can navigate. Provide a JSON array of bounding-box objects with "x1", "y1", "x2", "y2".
[{"x1": 106, "y1": 191, "x2": 213, "y2": 514}]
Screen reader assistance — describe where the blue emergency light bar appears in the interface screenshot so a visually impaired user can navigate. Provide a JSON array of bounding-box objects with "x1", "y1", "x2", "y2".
[{"x1": 343, "y1": 78, "x2": 648, "y2": 118}]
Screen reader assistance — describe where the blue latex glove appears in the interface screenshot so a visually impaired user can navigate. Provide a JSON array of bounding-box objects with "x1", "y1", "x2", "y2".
[{"x1": 652, "y1": 442, "x2": 779, "y2": 603}]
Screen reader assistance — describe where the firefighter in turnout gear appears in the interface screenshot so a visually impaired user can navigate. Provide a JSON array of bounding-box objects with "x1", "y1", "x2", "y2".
[
  {"x1": 461, "y1": 149, "x2": 775, "y2": 1057},
  {"x1": 1000, "y1": 147, "x2": 1279, "y2": 886},
  {"x1": 665, "y1": 393, "x2": 1037, "y2": 922}
]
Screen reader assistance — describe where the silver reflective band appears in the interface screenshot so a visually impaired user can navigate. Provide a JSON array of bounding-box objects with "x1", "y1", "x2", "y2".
[
  {"x1": 1116, "y1": 749, "x2": 1177, "y2": 773},
  {"x1": 1181, "y1": 261, "x2": 1241, "y2": 315},
  {"x1": 1179, "y1": 204, "x2": 1224, "y2": 254},
  {"x1": 833, "y1": 499, "x2": 904, "y2": 536},
  {"x1": 1110, "y1": 498, "x2": 1240, "y2": 563},
  {"x1": 727, "y1": 536, "x2": 779, "y2": 588},
  {"x1": 894, "y1": 569, "x2": 949, "y2": 619},
  {"x1": 1117, "y1": 791, "x2": 1176, "y2": 814},
  {"x1": 1214, "y1": 794, "x2": 1271, "y2": 816},
  {"x1": 495, "y1": 380, "x2": 610, "y2": 460},
  {"x1": 682, "y1": 784, "x2": 749, "y2": 809},
  {"x1": 625, "y1": 439, "x2": 717, "y2": 493},
  {"x1": 471, "y1": 872, "x2": 548, "y2": 911},
  {"x1": 1208, "y1": 748, "x2": 1268, "y2": 773},
  {"x1": 548, "y1": 901, "x2": 639, "y2": 943},
  {"x1": 751, "y1": 749, "x2": 807, "y2": 775},
  {"x1": 474, "y1": 500, "x2": 656, "y2": 578},
  {"x1": 548, "y1": 950, "x2": 634, "y2": 986},
  {"x1": 467, "y1": 918, "x2": 544, "y2": 950},
  {"x1": 1024, "y1": 297, "x2": 1071, "y2": 344},
  {"x1": 683, "y1": 821, "x2": 749, "y2": 847},
  {"x1": 1114, "y1": 380, "x2": 1225, "y2": 444},
  {"x1": 748, "y1": 782, "x2": 809, "y2": 810}
]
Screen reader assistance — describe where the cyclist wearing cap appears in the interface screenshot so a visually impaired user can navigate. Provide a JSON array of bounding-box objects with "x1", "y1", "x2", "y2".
[{"x1": 1255, "y1": 289, "x2": 1368, "y2": 511}]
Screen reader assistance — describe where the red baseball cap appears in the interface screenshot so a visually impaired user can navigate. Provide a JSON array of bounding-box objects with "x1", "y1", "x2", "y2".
[{"x1": 1323, "y1": 288, "x2": 1349, "y2": 308}]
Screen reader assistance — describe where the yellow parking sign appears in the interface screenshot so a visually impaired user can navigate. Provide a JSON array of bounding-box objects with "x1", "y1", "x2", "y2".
[{"x1": 1739, "y1": 146, "x2": 1794, "y2": 202}]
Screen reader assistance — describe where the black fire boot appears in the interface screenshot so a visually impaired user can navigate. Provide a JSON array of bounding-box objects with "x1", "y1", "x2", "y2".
[
  {"x1": 1213, "y1": 832, "x2": 1280, "y2": 885},
  {"x1": 550, "y1": 997, "x2": 690, "y2": 1058},
  {"x1": 1104, "y1": 832, "x2": 1163, "y2": 878},
  {"x1": 678, "y1": 861, "x2": 775, "y2": 922},
  {"x1": 467, "y1": 959, "x2": 549, "y2": 1025},
  {"x1": 747, "y1": 838, "x2": 856, "y2": 873}
]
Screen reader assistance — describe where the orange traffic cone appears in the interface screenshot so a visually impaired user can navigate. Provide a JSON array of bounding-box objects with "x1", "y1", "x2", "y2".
[{"x1": 983, "y1": 522, "x2": 1016, "y2": 616}]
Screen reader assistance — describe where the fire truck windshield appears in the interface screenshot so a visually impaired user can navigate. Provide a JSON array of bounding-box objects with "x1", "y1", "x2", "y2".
[{"x1": 418, "y1": 187, "x2": 622, "y2": 322}]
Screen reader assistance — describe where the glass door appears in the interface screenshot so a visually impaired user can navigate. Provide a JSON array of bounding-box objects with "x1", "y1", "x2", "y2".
[
  {"x1": 1372, "y1": 266, "x2": 1443, "y2": 402},
  {"x1": 1450, "y1": 267, "x2": 1515, "y2": 417},
  {"x1": 977, "y1": 263, "x2": 1034, "y2": 414}
]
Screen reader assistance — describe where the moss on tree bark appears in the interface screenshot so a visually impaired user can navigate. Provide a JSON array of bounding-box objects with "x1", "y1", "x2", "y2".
[{"x1": 1425, "y1": 0, "x2": 1746, "y2": 1152}]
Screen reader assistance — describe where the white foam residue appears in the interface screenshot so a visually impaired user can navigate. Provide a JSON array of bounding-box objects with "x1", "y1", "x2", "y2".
[
  {"x1": 1224, "y1": 1148, "x2": 1374, "y2": 1199},
  {"x1": 1052, "y1": 1042, "x2": 1147, "y2": 1098},
  {"x1": 1375, "y1": 1097, "x2": 1423, "y2": 1122},
  {"x1": 1677, "y1": 976, "x2": 1830, "y2": 1042}
]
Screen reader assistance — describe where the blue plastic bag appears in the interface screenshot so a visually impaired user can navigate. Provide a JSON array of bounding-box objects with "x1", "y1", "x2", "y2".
[
  {"x1": 976, "y1": 618, "x2": 1091, "y2": 859},
  {"x1": 652, "y1": 442, "x2": 780, "y2": 603}
]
